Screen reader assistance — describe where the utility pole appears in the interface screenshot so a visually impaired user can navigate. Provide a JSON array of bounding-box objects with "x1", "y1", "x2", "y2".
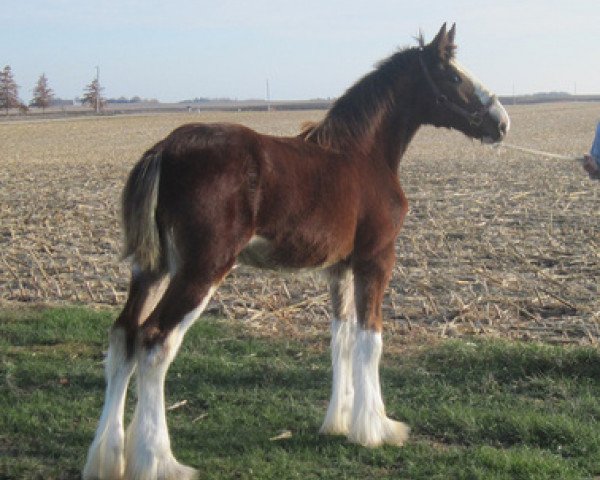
[{"x1": 266, "y1": 79, "x2": 271, "y2": 112}]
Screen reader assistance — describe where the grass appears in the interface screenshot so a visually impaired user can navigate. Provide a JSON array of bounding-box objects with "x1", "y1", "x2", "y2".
[{"x1": 1, "y1": 307, "x2": 600, "y2": 479}]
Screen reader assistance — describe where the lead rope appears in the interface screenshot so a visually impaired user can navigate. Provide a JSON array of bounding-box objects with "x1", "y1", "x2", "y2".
[{"x1": 493, "y1": 142, "x2": 584, "y2": 163}]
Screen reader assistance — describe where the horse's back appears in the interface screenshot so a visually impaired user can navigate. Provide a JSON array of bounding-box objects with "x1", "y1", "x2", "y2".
[{"x1": 158, "y1": 122, "x2": 261, "y2": 160}]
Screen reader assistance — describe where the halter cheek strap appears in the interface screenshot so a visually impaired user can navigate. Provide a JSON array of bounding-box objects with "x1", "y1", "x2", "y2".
[{"x1": 418, "y1": 51, "x2": 495, "y2": 127}]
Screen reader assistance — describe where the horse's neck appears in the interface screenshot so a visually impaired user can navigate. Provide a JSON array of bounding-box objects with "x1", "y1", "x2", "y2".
[
  {"x1": 354, "y1": 66, "x2": 422, "y2": 170},
  {"x1": 356, "y1": 85, "x2": 421, "y2": 172},
  {"x1": 370, "y1": 108, "x2": 420, "y2": 171}
]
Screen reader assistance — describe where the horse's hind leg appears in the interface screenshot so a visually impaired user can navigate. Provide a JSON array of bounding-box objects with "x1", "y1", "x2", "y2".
[
  {"x1": 124, "y1": 267, "x2": 224, "y2": 480},
  {"x1": 320, "y1": 263, "x2": 357, "y2": 436},
  {"x1": 83, "y1": 268, "x2": 169, "y2": 480}
]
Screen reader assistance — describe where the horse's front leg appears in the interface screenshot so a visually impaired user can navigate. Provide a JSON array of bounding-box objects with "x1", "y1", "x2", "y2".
[
  {"x1": 348, "y1": 249, "x2": 409, "y2": 447},
  {"x1": 320, "y1": 263, "x2": 357, "y2": 436}
]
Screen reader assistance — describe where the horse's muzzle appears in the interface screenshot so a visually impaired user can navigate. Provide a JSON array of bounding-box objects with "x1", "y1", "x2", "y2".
[{"x1": 484, "y1": 99, "x2": 510, "y2": 144}]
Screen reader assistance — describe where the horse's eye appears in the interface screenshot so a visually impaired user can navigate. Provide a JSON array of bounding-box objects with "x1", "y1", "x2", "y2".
[{"x1": 450, "y1": 74, "x2": 461, "y2": 84}]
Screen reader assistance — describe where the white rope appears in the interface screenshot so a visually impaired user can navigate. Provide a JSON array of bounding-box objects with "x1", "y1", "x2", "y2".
[{"x1": 493, "y1": 142, "x2": 584, "y2": 163}]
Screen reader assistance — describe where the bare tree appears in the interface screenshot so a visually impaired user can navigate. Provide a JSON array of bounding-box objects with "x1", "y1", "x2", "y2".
[
  {"x1": 82, "y1": 77, "x2": 104, "y2": 112},
  {"x1": 0, "y1": 65, "x2": 20, "y2": 114},
  {"x1": 31, "y1": 73, "x2": 54, "y2": 112}
]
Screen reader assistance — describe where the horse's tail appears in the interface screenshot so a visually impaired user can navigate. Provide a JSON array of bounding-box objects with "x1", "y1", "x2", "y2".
[{"x1": 121, "y1": 151, "x2": 164, "y2": 273}]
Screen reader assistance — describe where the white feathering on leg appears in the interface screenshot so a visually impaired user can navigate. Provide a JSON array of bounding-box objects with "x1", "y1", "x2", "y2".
[
  {"x1": 348, "y1": 329, "x2": 409, "y2": 447},
  {"x1": 320, "y1": 317, "x2": 356, "y2": 435},
  {"x1": 83, "y1": 328, "x2": 135, "y2": 480},
  {"x1": 124, "y1": 287, "x2": 215, "y2": 480}
]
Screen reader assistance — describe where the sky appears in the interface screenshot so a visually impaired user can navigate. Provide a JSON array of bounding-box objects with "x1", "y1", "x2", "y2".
[{"x1": 2, "y1": 0, "x2": 600, "y2": 103}]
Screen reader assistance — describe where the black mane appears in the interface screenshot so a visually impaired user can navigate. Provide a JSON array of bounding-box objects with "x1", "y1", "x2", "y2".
[{"x1": 304, "y1": 46, "x2": 419, "y2": 151}]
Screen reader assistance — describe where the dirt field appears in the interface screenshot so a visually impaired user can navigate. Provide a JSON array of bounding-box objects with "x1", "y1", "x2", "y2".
[{"x1": 1, "y1": 103, "x2": 599, "y2": 344}]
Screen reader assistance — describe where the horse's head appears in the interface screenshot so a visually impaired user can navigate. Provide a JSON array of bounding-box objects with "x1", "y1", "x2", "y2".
[{"x1": 419, "y1": 23, "x2": 509, "y2": 144}]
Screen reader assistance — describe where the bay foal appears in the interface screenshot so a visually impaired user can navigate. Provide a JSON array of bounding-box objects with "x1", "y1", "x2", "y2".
[{"x1": 84, "y1": 24, "x2": 509, "y2": 479}]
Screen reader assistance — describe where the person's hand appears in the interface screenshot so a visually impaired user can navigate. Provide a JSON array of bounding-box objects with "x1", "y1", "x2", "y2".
[{"x1": 583, "y1": 154, "x2": 600, "y2": 180}]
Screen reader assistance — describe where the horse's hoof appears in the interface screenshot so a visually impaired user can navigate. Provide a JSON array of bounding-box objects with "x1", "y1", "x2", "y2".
[{"x1": 348, "y1": 416, "x2": 410, "y2": 448}]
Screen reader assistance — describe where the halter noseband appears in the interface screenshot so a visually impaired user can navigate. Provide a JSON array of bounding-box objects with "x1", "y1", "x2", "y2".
[{"x1": 418, "y1": 50, "x2": 495, "y2": 127}]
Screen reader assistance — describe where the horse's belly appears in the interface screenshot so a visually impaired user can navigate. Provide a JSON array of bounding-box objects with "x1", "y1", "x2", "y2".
[{"x1": 236, "y1": 235, "x2": 339, "y2": 271}]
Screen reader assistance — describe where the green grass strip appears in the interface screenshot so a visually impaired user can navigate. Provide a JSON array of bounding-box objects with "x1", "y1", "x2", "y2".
[{"x1": 1, "y1": 307, "x2": 599, "y2": 479}]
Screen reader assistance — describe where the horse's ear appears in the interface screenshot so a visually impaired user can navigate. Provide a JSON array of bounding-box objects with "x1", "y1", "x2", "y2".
[
  {"x1": 430, "y1": 22, "x2": 456, "y2": 63},
  {"x1": 432, "y1": 23, "x2": 447, "y2": 47},
  {"x1": 447, "y1": 23, "x2": 456, "y2": 45}
]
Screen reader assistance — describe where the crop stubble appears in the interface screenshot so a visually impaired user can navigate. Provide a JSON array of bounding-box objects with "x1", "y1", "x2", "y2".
[{"x1": 1, "y1": 103, "x2": 599, "y2": 344}]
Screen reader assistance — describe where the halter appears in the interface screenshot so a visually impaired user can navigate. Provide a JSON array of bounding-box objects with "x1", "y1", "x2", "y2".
[{"x1": 418, "y1": 50, "x2": 495, "y2": 127}]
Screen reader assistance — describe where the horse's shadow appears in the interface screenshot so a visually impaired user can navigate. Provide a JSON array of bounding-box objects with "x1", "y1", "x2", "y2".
[{"x1": 160, "y1": 343, "x2": 363, "y2": 461}]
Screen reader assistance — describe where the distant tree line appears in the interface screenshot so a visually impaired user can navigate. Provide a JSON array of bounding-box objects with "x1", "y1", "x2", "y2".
[
  {"x1": 106, "y1": 96, "x2": 159, "y2": 104},
  {"x1": 179, "y1": 97, "x2": 236, "y2": 104},
  {"x1": 0, "y1": 65, "x2": 155, "y2": 115}
]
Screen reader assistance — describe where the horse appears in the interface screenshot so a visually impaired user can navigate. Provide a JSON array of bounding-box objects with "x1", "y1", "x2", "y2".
[{"x1": 83, "y1": 23, "x2": 509, "y2": 480}]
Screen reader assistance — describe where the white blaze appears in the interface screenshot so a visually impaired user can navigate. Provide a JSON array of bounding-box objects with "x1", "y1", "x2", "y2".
[
  {"x1": 450, "y1": 59, "x2": 493, "y2": 105},
  {"x1": 451, "y1": 59, "x2": 510, "y2": 135}
]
